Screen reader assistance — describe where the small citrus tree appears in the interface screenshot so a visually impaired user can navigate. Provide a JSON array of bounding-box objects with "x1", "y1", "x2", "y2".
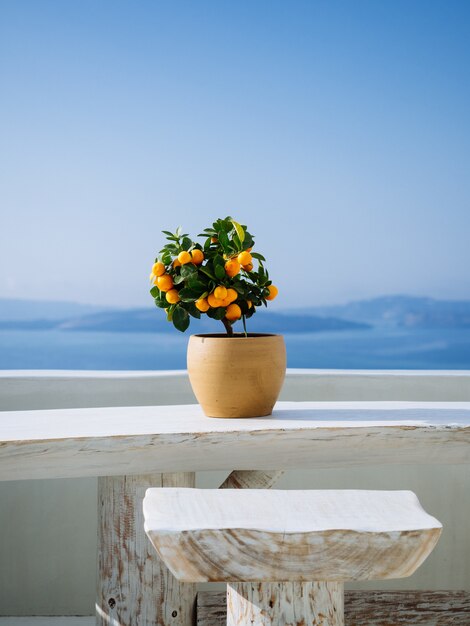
[{"x1": 149, "y1": 217, "x2": 278, "y2": 335}]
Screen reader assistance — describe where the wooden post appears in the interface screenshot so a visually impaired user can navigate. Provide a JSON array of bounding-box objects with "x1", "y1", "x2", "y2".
[
  {"x1": 96, "y1": 472, "x2": 196, "y2": 626},
  {"x1": 227, "y1": 582, "x2": 344, "y2": 626},
  {"x1": 219, "y1": 470, "x2": 284, "y2": 490}
]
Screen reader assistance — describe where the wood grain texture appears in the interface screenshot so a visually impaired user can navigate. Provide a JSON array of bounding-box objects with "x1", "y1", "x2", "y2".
[
  {"x1": 219, "y1": 470, "x2": 284, "y2": 489},
  {"x1": 1, "y1": 402, "x2": 470, "y2": 481},
  {"x1": 143, "y1": 489, "x2": 441, "y2": 583},
  {"x1": 227, "y1": 582, "x2": 344, "y2": 626},
  {"x1": 96, "y1": 473, "x2": 196, "y2": 626},
  {"x1": 198, "y1": 590, "x2": 470, "y2": 626}
]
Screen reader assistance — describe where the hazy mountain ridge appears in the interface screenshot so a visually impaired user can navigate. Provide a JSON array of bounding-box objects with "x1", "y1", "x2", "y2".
[
  {"x1": 45, "y1": 309, "x2": 370, "y2": 334},
  {"x1": 307, "y1": 295, "x2": 470, "y2": 329},
  {"x1": 0, "y1": 300, "x2": 369, "y2": 334},
  {"x1": 1, "y1": 295, "x2": 470, "y2": 333}
]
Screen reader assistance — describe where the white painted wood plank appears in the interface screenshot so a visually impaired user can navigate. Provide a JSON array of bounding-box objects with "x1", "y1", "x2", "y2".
[
  {"x1": 144, "y1": 489, "x2": 441, "y2": 583},
  {"x1": 3, "y1": 402, "x2": 470, "y2": 441},
  {"x1": 1, "y1": 402, "x2": 469, "y2": 480},
  {"x1": 144, "y1": 489, "x2": 441, "y2": 533}
]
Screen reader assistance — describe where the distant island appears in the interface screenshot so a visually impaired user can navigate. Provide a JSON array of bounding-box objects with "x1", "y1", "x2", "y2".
[
  {"x1": 306, "y1": 295, "x2": 470, "y2": 329},
  {"x1": 0, "y1": 300, "x2": 369, "y2": 334},
  {"x1": 1, "y1": 294, "x2": 470, "y2": 334}
]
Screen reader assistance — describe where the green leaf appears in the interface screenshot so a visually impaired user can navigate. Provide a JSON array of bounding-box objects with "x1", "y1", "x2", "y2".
[
  {"x1": 161, "y1": 250, "x2": 172, "y2": 265},
  {"x1": 178, "y1": 287, "x2": 202, "y2": 301},
  {"x1": 181, "y1": 236, "x2": 192, "y2": 251},
  {"x1": 163, "y1": 244, "x2": 179, "y2": 254},
  {"x1": 187, "y1": 278, "x2": 207, "y2": 292},
  {"x1": 172, "y1": 306, "x2": 190, "y2": 332},
  {"x1": 181, "y1": 264, "x2": 197, "y2": 278},
  {"x1": 176, "y1": 226, "x2": 182, "y2": 237},
  {"x1": 186, "y1": 302, "x2": 201, "y2": 319},
  {"x1": 150, "y1": 286, "x2": 159, "y2": 298},
  {"x1": 173, "y1": 273, "x2": 185, "y2": 284},
  {"x1": 212, "y1": 307, "x2": 227, "y2": 320},
  {"x1": 243, "y1": 233, "x2": 254, "y2": 249},
  {"x1": 251, "y1": 252, "x2": 266, "y2": 262},
  {"x1": 218, "y1": 230, "x2": 230, "y2": 250},
  {"x1": 154, "y1": 297, "x2": 167, "y2": 308},
  {"x1": 214, "y1": 264, "x2": 226, "y2": 280},
  {"x1": 199, "y1": 265, "x2": 217, "y2": 280},
  {"x1": 231, "y1": 219, "x2": 245, "y2": 244}
]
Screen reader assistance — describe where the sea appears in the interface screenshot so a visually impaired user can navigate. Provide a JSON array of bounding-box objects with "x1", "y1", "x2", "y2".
[{"x1": 1, "y1": 326, "x2": 470, "y2": 370}]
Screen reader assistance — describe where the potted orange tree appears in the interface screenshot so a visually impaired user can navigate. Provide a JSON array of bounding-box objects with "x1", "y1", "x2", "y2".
[{"x1": 149, "y1": 217, "x2": 286, "y2": 417}]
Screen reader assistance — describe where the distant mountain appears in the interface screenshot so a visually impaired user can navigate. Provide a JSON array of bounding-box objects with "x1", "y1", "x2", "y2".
[
  {"x1": 57, "y1": 308, "x2": 369, "y2": 334},
  {"x1": 0, "y1": 298, "x2": 107, "y2": 321},
  {"x1": 307, "y1": 295, "x2": 470, "y2": 329},
  {"x1": 2, "y1": 295, "x2": 470, "y2": 333}
]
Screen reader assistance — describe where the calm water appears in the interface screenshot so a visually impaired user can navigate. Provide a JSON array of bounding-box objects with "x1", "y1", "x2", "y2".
[{"x1": 1, "y1": 327, "x2": 470, "y2": 370}]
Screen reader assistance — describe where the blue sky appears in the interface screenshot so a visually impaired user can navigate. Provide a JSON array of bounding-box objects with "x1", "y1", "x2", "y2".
[{"x1": 1, "y1": 0, "x2": 469, "y2": 308}]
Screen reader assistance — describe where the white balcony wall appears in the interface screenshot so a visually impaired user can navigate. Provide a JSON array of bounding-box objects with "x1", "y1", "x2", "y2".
[{"x1": 0, "y1": 370, "x2": 469, "y2": 616}]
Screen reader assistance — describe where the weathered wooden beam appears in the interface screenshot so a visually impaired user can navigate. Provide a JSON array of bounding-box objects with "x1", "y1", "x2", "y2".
[
  {"x1": 96, "y1": 472, "x2": 196, "y2": 626},
  {"x1": 197, "y1": 590, "x2": 470, "y2": 626},
  {"x1": 227, "y1": 582, "x2": 344, "y2": 626},
  {"x1": 219, "y1": 470, "x2": 284, "y2": 489},
  {"x1": 144, "y1": 489, "x2": 441, "y2": 583},
  {"x1": 3, "y1": 402, "x2": 470, "y2": 481}
]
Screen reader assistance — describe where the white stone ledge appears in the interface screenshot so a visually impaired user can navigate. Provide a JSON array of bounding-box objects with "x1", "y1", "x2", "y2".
[
  {"x1": 1, "y1": 368, "x2": 470, "y2": 412},
  {"x1": 1, "y1": 368, "x2": 470, "y2": 377}
]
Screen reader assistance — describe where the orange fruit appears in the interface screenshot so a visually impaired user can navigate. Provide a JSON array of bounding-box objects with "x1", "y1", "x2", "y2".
[
  {"x1": 247, "y1": 300, "x2": 253, "y2": 309},
  {"x1": 237, "y1": 251, "x2": 252, "y2": 266},
  {"x1": 225, "y1": 259, "x2": 240, "y2": 277},
  {"x1": 266, "y1": 285, "x2": 278, "y2": 300},
  {"x1": 172, "y1": 258, "x2": 181, "y2": 268},
  {"x1": 157, "y1": 274, "x2": 174, "y2": 292},
  {"x1": 225, "y1": 303, "x2": 242, "y2": 321},
  {"x1": 152, "y1": 261, "x2": 165, "y2": 277},
  {"x1": 195, "y1": 297, "x2": 210, "y2": 312},
  {"x1": 178, "y1": 251, "x2": 192, "y2": 265},
  {"x1": 226, "y1": 288, "x2": 238, "y2": 303},
  {"x1": 191, "y1": 249, "x2": 204, "y2": 265},
  {"x1": 214, "y1": 286, "x2": 227, "y2": 300},
  {"x1": 165, "y1": 289, "x2": 180, "y2": 304},
  {"x1": 242, "y1": 262, "x2": 253, "y2": 272},
  {"x1": 246, "y1": 247, "x2": 252, "y2": 252},
  {"x1": 207, "y1": 293, "x2": 224, "y2": 308},
  {"x1": 211, "y1": 236, "x2": 218, "y2": 243}
]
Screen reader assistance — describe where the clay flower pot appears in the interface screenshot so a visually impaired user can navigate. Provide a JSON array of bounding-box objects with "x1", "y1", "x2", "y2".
[{"x1": 187, "y1": 333, "x2": 286, "y2": 418}]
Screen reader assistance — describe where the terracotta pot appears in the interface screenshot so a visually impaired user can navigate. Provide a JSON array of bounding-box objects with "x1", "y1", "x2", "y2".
[{"x1": 187, "y1": 333, "x2": 286, "y2": 418}]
